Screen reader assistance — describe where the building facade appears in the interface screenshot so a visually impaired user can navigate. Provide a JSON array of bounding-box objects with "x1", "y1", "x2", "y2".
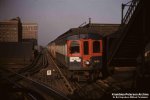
[
  {"x1": 0, "y1": 17, "x2": 38, "y2": 44},
  {"x1": 22, "y1": 23, "x2": 38, "y2": 49},
  {"x1": 22, "y1": 23, "x2": 38, "y2": 40},
  {"x1": 0, "y1": 17, "x2": 38, "y2": 67},
  {"x1": 0, "y1": 17, "x2": 22, "y2": 42}
]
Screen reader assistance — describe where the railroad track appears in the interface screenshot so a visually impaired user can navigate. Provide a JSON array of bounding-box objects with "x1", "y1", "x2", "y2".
[
  {"x1": 31, "y1": 49, "x2": 74, "y2": 95},
  {"x1": 17, "y1": 53, "x2": 42, "y2": 73},
  {"x1": 6, "y1": 50, "x2": 48, "y2": 83},
  {"x1": 1, "y1": 49, "x2": 70, "y2": 100},
  {"x1": 9, "y1": 48, "x2": 136, "y2": 100},
  {"x1": 29, "y1": 49, "x2": 119, "y2": 99},
  {"x1": 17, "y1": 49, "x2": 49, "y2": 76},
  {"x1": 30, "y1": 49, "x2": 117, "y2": 100},
  {"x1": 0, "y1": 68, "x2": 70, "y2": 100},
  {"x1": 0, "y1": 68, "x2": 45, "y2": 100},
  {"x1": 47, "y1": 51, "x2": 74, "y2": 94}
]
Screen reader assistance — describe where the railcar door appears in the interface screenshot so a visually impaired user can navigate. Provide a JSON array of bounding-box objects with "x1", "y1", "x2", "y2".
[{"x1": 82, "y1": 39, "x2": 91, "y2": 67}]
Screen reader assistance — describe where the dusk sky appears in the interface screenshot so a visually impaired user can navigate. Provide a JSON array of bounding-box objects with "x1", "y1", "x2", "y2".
[{"x1": 0, "y1": 0, "x2": 129, "y2": 46}]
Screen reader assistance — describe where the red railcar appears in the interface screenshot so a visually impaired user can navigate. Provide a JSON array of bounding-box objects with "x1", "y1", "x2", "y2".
[{"x1": 48, "y1": 27, "x2": 106, "y2": 81}]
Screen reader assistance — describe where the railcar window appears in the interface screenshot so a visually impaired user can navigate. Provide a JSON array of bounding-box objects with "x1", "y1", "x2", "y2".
[
  {"x1": 84, "y1": 41, "x2": 89, "y2": 55},
  {"x1": 93, "y1": 41, "x2": 100, "y2": 53},
  {"x1": 70, "y1": 41, "x2": 80, "y2": 54}
]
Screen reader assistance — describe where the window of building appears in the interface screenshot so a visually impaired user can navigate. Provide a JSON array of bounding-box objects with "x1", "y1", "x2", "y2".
[
  {"x1": 93, "y1": 41, "x2": 100, "y2": 53},
  {"x1": 70, "y1": 41, "x2": 80, "y2": 54}
]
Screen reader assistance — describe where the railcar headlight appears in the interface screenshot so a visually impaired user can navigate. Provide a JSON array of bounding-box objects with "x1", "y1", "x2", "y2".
[{"x1": 84, "y1": 60, "x2": 90, "y2": 65}]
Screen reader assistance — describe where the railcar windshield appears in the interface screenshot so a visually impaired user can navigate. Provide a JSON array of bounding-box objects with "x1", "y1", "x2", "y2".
[
  {"x1": 93, "y1": 41, "x2": 100, "y2": 53},
  {"x1": 70, "y1": 41, "x2": 80, "y2": 54}
]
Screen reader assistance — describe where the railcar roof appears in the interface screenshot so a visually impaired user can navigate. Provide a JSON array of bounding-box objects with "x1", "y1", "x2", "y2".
[
  {"x1": 48, "y1": 23, "x2": 120, "y2": 44},
  {"x1": 55, "y1": 23, "x2": 120, "y2": 40}
]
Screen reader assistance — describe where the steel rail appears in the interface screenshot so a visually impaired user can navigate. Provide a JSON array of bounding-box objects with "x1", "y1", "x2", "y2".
[
  {"x1": 0, "y1": 68, "x2": 70, "y2": 100},
  {"x1": 46, "y1": 50, "x2": 74, "y2": 94}
]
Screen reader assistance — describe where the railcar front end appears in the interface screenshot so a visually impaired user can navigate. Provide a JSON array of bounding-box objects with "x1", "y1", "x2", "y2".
[{"x1": 66, "y1": 34, "x2": 103, "y2": 80}]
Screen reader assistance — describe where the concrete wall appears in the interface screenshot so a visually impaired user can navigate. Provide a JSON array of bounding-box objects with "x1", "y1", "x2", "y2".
[{"x1": 0, "y1": 42, "x2": 33, "y2": 65}]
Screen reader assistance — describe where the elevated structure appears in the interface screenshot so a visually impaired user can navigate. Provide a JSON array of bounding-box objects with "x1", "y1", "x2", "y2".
[
  {"x1": 108, "y1": 0, "x2": 150, "y2": 66},
  {"x1": 107, "y1": 0, "x2": 150, "y2": 90}
]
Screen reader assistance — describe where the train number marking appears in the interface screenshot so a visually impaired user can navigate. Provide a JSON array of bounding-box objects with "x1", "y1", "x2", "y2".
[{"x1": 70, "y1": 57, "x2": 81, "y2": 62}]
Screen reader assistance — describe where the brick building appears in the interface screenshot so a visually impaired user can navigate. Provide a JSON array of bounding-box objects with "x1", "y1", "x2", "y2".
[
  {"x1": 22, "y1": 23, "x2": 38, "y2": 40},
  {"x1": 0, "y1": 17, "x2": 22, "y2": 42},
  {"x1": 0, "y1": 17, "x2": 38, "y2": 67},
  {"x1": 22, "y1": 23, "x2": 38, "y2": 49}
]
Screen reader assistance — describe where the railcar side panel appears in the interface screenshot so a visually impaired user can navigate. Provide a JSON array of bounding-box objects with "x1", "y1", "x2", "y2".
[{"x1": 55, "y1": 39, "x2": 68, "y2": 67}]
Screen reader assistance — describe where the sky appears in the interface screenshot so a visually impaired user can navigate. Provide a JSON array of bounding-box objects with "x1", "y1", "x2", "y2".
[{"x1": 0, "y1": 0, "x2": 129, "y2": 46}]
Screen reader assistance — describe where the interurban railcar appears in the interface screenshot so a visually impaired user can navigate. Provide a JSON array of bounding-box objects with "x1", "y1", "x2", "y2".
[{"x1": 47, "y1": 24, "x2": 120, "y2": 81}]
